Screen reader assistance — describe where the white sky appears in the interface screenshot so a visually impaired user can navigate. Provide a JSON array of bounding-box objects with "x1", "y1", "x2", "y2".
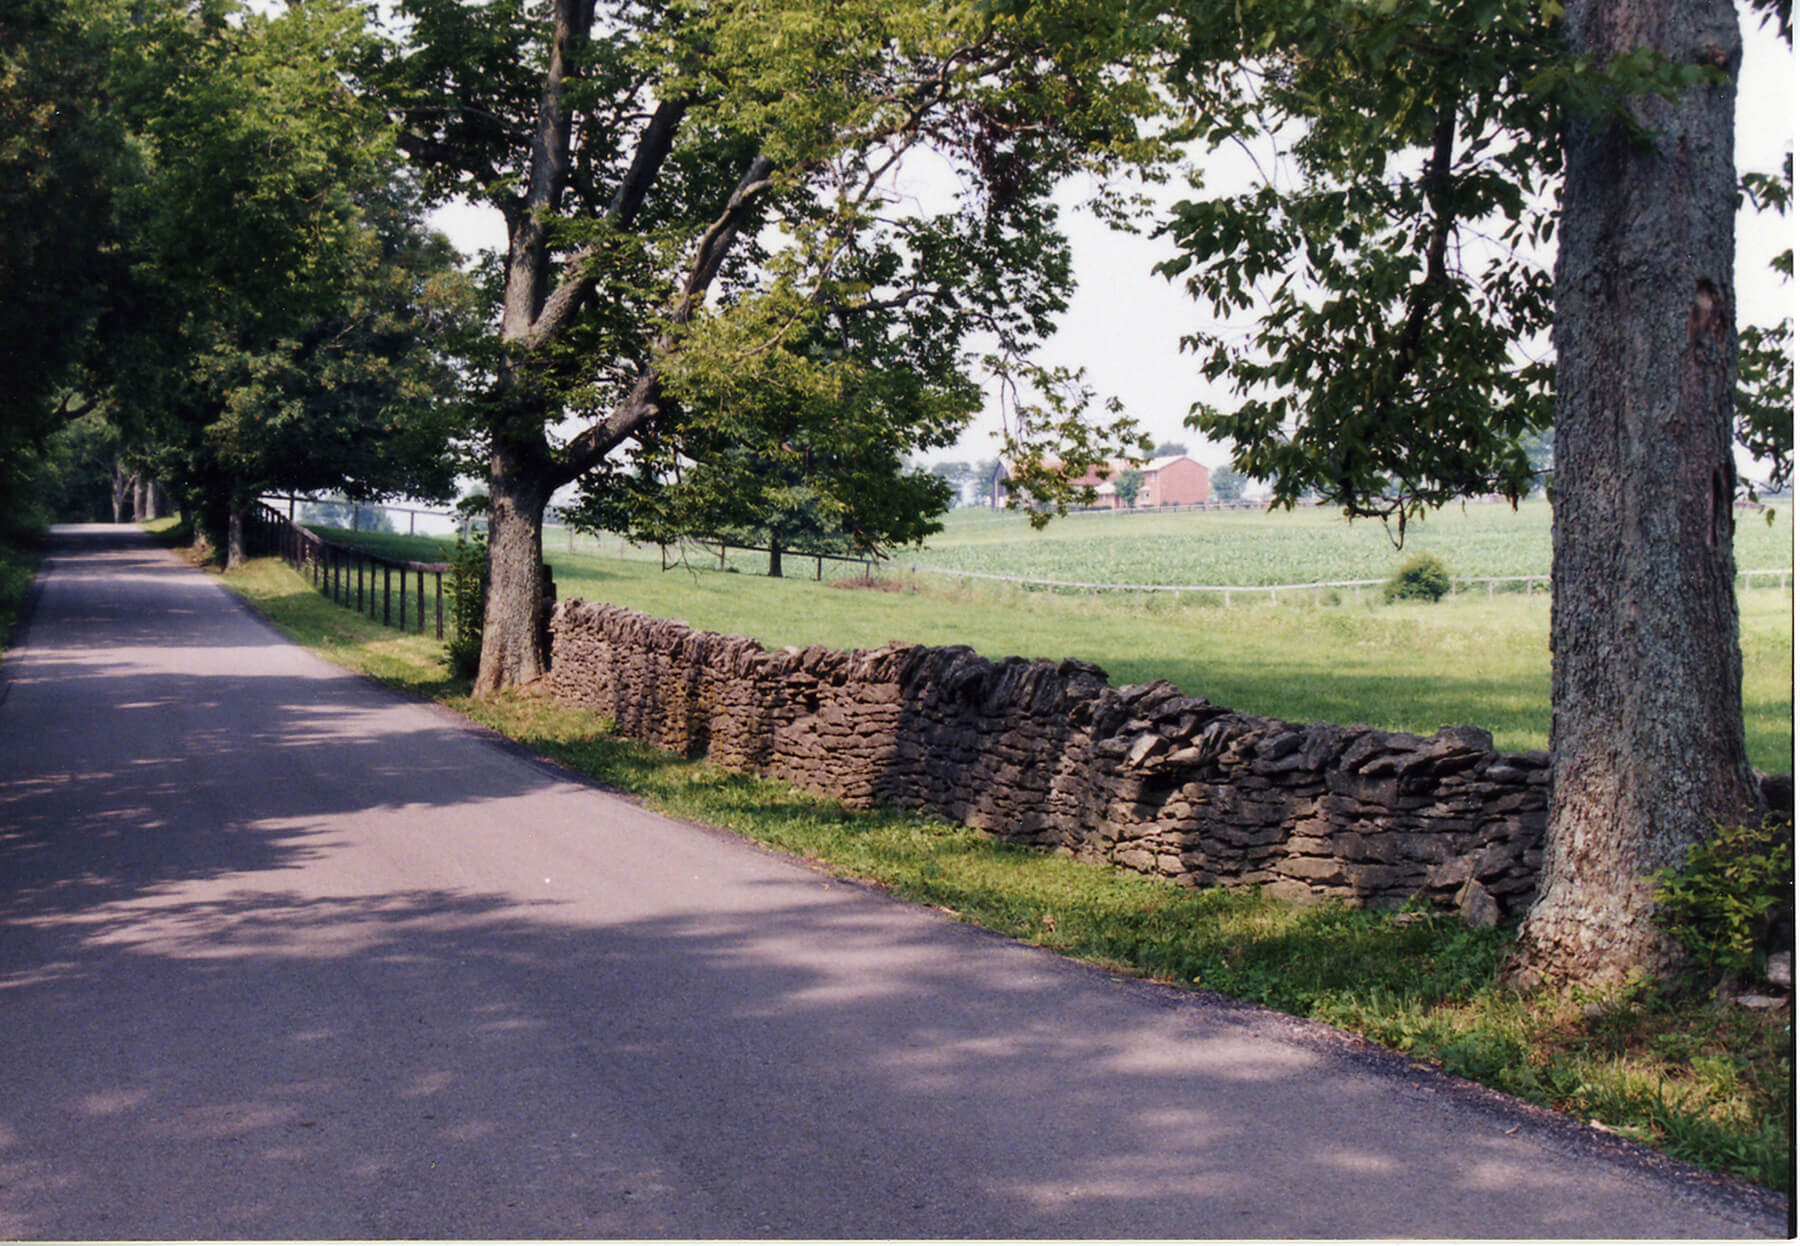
[{"x1": 429, "y1": 8, "x2": 1796, "y2": 474}]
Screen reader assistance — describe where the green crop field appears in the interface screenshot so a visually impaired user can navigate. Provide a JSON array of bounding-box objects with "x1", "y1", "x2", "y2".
[
  {"x1": 548, "y1": 497, "x2": 1794, "y2": 593},
  {"x1": 308, "y1": 499, "x2": 1794, "y2": 772},
  {"x1": 904, "y1": 497, "x2": 1796, "y2": 589}
]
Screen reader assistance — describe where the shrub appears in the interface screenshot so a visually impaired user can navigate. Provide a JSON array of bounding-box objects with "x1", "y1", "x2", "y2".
[
  {"x1": 1653, "y1": 818, "x2": 1794, "y2": 985},
  {"x1": 1384, "y1": 551, "x2": 1452, "y2": 602},
  {"x1": 446, "y1": 531, "x2": 488, "y2": 679}
]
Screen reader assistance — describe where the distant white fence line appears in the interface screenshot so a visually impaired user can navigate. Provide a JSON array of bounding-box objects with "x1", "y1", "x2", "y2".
[{"x1": 897, "y1": 564, "x2": 1793, "y2": 604}]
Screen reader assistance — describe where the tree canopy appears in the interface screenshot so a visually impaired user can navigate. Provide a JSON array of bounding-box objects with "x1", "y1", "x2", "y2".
[
  {"x1": 362, "y1": 0, "x2": 1180, "y2": 689},
  {"x1": 0, "y1": 0, "x2": 139, "y2": 508},
  {"x1": 1156, "y1": 0, "x2": 1791, "y2": 531},
  {"x1": 2, "y1": 0, "x2": 474, "y2": 552}
]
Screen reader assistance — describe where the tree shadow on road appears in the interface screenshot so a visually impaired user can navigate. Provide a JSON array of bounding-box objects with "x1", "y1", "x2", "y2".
[
  {"x1": 2, "y1": 868, "x2": 1782, "y2": 1240},
  {"x1": 0, "y1": 527, "x2": 1783, "y2": 1239}
]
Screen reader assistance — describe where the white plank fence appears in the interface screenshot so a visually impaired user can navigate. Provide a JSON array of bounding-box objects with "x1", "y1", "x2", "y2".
[{"x1": 896, "y1": 564, "x2": 1792, "y2": 604}]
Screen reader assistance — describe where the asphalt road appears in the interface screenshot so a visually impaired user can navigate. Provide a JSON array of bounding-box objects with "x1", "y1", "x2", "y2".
[{"x1": 0, "y1": 525, "x2": 1787, "y2": 1239}]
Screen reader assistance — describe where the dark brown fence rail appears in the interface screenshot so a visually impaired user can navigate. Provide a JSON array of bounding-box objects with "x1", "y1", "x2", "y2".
[
  {"x1": 249, "y1": 502, "x2": 453, "y2": 639},
  {"x1": 642, "y1": 535, "x2": 886, "y2": 581}
]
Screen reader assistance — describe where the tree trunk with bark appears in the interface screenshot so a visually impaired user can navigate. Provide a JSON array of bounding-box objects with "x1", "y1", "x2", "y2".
[
  {"x1": 464, "y1": 0, "x2": 758, "y2": 695},
  {"x1": 225, "y1": 490, "x2": 248, "y2": 570},
  {"x1": 473, "y1": 437, "x2": 552, "y2": 695},
  {"x1": 111, "y1": 463, "x2": 131, "y2": 523},
  {"x1": 1511, "y1": 0, "x2": 1762, "y2": 985}
]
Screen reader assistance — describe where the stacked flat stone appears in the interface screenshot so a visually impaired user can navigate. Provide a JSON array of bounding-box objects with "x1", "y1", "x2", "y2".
[{"x1": 550, "y1": 600, "x2": 1553, "y2": 920}]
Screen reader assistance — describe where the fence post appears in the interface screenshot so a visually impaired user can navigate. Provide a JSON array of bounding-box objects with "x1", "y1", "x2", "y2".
[
  {"x1": 417, "y1": 569, "x2": 425, "y2": 634},
  {"x1": 435, "y1": 571, "x2": 444, "y2": 640},
  {"x1": 384, "y1": 565, "x2": 392, "y2": 627}
]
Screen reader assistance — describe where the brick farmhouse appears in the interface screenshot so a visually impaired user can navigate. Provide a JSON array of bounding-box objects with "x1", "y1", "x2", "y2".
[{"x1": 988, "y1": 454, "x2": 1211, "y2": 509}]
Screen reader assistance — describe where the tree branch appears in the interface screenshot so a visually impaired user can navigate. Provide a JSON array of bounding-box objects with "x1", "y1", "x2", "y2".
[
  {"x1": 522, "y1": 97, "x2": 691, "y2": 351},
  {"x1": 498, "y1": 0, "x2": 591, "y2": 345},
  {"x1": 1338, "y1": 92, "x2": 1461, "y2": 515},
  {"x1": 553, "y1": 153, "x2": 779, "y2": 482}
]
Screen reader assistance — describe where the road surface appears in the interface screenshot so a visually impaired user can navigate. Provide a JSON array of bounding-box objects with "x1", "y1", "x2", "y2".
[{"x1": 0, "y1": 526, "x2": 1787, "y2": 1238}]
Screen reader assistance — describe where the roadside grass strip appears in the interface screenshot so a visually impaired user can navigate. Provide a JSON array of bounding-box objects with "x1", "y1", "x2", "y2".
[
  {"x1": 219, "y1": 551, "x2": 1793, "y2": 1191},
  {"x1": 0, "y1": 536, "x2": 42, "y2": 659}
]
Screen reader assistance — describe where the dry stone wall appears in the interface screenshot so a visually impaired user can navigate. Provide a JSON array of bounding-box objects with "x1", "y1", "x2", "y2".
[{"x1": 550, "y1": 600, "x2": 1566, "y2": 919}]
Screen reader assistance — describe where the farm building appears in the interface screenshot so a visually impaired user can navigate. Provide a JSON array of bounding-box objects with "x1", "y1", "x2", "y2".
[{"x1": 988, "y1": 454, "x2": 1211, "y2": 509}]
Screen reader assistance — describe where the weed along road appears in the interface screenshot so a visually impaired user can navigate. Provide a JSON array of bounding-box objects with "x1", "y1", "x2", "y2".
[{"x1": 0, "y1": 527, "x2": 1785, "y2": 1240}]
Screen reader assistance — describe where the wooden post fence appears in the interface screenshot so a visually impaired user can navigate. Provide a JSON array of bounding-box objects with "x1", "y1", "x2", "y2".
[{"x1": 250, "y1": 501, "x2": 457, "y2": 641}]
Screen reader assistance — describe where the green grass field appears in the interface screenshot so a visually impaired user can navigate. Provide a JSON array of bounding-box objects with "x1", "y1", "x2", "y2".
[
  {"x1": 911, "y1": 497, "x2": 1796, "y2": 586},
  {"x1": 342, "y1": 496, "x2": 1796, "y2": 590},
  {"x1": 312, "y1": 501, "x2": 1795, "y2": 773},
  {"x1": 0, "y1": 537, "x2": 41, "y2": 659}
]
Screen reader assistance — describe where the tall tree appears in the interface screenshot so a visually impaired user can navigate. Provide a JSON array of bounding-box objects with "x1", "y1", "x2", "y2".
[
  {"x1": 0, "y1": 0, "x2": 139, "y2": 485},
  {"x1": 1160, "y1": 0, "x2": 1565, "y2": 531},
  {"x1": 1209, "y1": 463, "x2": 1246, "y2": 502},
  {"x1": 372, "y1": 0, "x2": 1170, "y2": 694},
  {"x1": 1113, "y1": 467, "x2": 1145, "y2": 507},
  {"x1": 108, "y1": 0, "x2": 472, "y2": 562},
  {"x1": 1510, "y1": 0, "x2": 1762, "y2": 983},
  {"x1": 1159, "y1": 0, "x2": 1788, "y2": 982}
]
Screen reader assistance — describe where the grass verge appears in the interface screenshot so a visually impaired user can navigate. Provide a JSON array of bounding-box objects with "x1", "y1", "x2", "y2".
[
  {"x1": 215, "y1": 552, "x2": 1793, "y2": 1192},
  {"x1": 0, "y1": 533, "x2": 43, "y2": 659}
]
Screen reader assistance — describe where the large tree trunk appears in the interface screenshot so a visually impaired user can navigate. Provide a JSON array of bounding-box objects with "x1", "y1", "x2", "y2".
[
  {"x1": 474, "y1": 440, "x2": 552, "y2": 695},
  {"x1": 111, "y1": 463, "x2": 131, "y2": 523},
  {"x1": 469, "y1": 0, "x2": 584, "y2": 698},
  {"x1": 1512, "y1": 0, "x2": 1760, "y2": 985},
  {"x1": 225, "y1": 490, "x2": 249, "y2": 570}
]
